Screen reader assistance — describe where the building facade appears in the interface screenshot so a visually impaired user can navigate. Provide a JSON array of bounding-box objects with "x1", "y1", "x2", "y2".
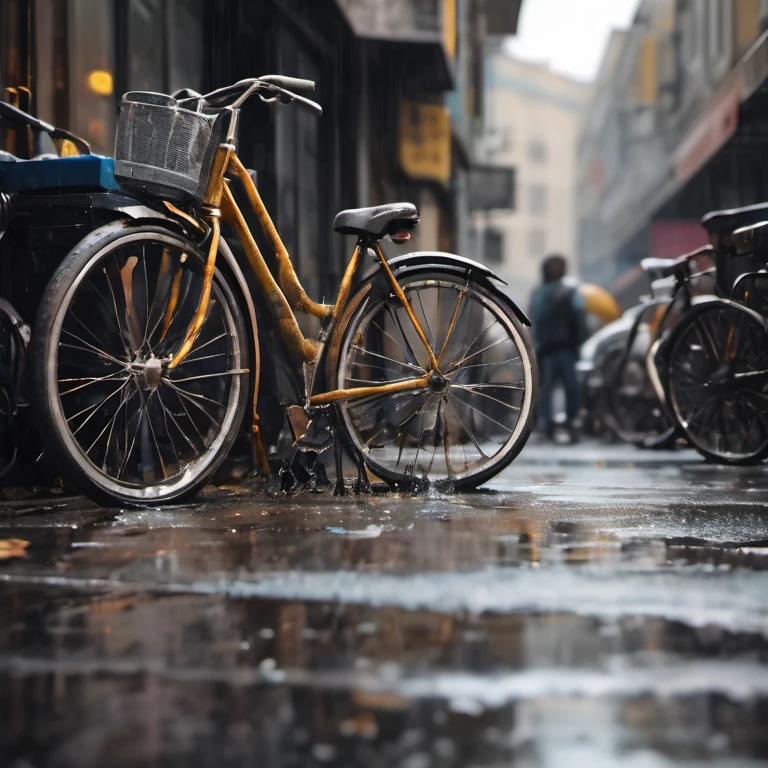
[
  {"x1": 472, "y1": 47, "x2": 590, "y2": 307},
  {"x1": 579, "y1": 0, "x2": 768, "y2": 306}
]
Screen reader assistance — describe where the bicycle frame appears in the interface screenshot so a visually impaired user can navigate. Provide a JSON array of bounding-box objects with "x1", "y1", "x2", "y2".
[{"x1": 164, "y1": 143, "x2": 437, "y2": 463}]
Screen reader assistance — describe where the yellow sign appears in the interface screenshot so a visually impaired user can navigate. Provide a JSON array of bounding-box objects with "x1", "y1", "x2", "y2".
[
  {"x1": 443, "y1": 0, "x2": 456, "y2": 60},
  {"x1": 400, "y1": 101, "x2": 452, "y2": 185},
  {"x1": 636, "y1": 33, "x2": 658, "y2": 105}
]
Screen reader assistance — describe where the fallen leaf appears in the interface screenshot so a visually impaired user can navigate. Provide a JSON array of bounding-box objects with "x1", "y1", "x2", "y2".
[{"x1": 0, "y1": 538, "x2": 30, "y2": 561}]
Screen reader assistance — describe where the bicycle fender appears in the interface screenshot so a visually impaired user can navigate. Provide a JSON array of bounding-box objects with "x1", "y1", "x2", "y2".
[{"x1": 386, "y1": 250, "x2": 531, "y2": 326}]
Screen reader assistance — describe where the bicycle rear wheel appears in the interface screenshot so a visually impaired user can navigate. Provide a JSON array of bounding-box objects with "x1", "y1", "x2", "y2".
[
  {"x1": 31, "y1": 225, "x2": 250, "y2": 506},
  {"x1": 333, "y1": 270, "x2": 537, "y2": 489},
  {"x1": 666, "y1": 302, "x2": 768, "y2": 464},
  {"x1": 603, "y1": 350, "x2": 676, "y2": 448}
]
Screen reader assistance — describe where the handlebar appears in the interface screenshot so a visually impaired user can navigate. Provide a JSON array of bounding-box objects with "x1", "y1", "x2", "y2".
[
  {"x1": 259, "y1": 75, "x2": 315, "y2": 92},
  {"x1": 0, "y1": 101, "x2": 91, "y2": 155},
  {"x1": 176, "y1": 75, "x2": 321, "y2": 115}
]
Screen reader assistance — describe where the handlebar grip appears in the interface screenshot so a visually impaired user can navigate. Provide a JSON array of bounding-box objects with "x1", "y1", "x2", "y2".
[{"x1": 260, "y1": 75, "x2": 315, "y2": 92}]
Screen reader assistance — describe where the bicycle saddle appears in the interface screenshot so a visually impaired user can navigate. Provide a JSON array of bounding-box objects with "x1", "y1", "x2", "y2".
[
  {"x1": 702, "y1": 202, "x2": 768, "y2": 236},
  {"x1": 333, "y1": 203, "x2": 419, "y2": 239},
  {"x1": 734, "y1": 220, "x2": 768, "y2": 256},
  {"x1": 640, "y1": 245, "x2": 713, "y2": 278}
]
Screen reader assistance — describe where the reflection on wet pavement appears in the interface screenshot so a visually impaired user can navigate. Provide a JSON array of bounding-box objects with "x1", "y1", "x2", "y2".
[{"x1": 2, "y1": 442, "x2": 768, "y2": 766}]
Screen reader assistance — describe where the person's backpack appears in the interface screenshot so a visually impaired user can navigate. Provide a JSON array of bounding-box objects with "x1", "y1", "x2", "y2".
[{"x1": 550, "y1": 284, "x2": 588, "y2": 351}]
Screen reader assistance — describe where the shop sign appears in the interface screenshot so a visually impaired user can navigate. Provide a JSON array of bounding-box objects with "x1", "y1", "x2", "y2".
[{"x1": 400, "y1": 101, "x2": 451, "y2": 185}]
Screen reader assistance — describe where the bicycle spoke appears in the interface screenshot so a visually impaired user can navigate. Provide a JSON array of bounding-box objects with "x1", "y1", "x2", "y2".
[
  {"x1": 162, "y1": 380, "x2": 222, "y2": 427},
  {"x1": 67, "y1": 378, "x2": 131, "y2": 431},
  {"x1": 442, "y1": 404, "x2": 454, "y2": 479},
  {"x1": 387, "y1": 303, "x2": 422, "y2": 368},
  {"x1": 447, "y1": 316, "x2": 499, "y2": 369},
  {"x1": 426, "y1": 399, "x2": 444, "y2": 474},
  {"x1": 142, "y1": 392, "x2": 168, "y2": 480},
  {"x1": 120, "y1": 256, "x2": 143, "y2": 351},
  {"x1": 59, "y1": 371, "x2": 129, "y2": 396},
  {"x1": 414, "y1": 287, "x2": 434, "y2": 347},
  {"x1": 437, "y1": 288, "x2": 466, "y2": 367},
  {"x1": 167, "y1": 369, "x2": 247, "y2": 383},
  {"x1": 695, "y1": 314, "x2": 720, "y2": 361},
  {"x1": 101, "y1": 388, "x2": 136, "y2": 472},
  {"x1": 350, "y1": 345, "x2": 424, "y2": 373},
  {"x1": 445, "y1": 336, "x2": 509, "y2": 373},
  {"x1": 410, "y1": 407, "x2": 428, "y2": 478},
  {"x1": 446, "y1": 396, "x2": 490, "y2": 459},
  {"x1": 117, "y1": 403, "x2": 145, "y2": 480},
  {"x1": 455, "y1": 382, "x2": 525, "y2": 392},
  {"x1": 84, "y1": 386, "x2": 133, "y2": 457},
  {"x1": 449, "y1": 388, "x2": 515, "y2": 434},
  {"x1": 157, "y1": 390, "x2": 201, "y2": 454},
  {"x1": 169, "y1": 386, "x2": 207, "y2": 444},
  {"x1": 143, "y1": 247, "x2": 176, "y2": 354},
  {"x1": 458, "y1": 357, "x2": 521, "y2": 372},
  {"x1": 364, "y1": 392, "x2": 428, "y2": 448},
  {"x1": 451, "y1": 384, "x2": 522, "y2": 411},
  {"x1": 370, "y1": 319, "x2": 419, "y2": 368},
  {"x1": 61, "y1": 329, "x2": 127, "y2": 367},
  {"x1": 103, "y1": 264, "x2": 133, "y2": 355}
]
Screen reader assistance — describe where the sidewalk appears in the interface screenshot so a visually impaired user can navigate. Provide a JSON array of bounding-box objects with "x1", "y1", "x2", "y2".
[{"x1": 517, "y1": 436, "x2": 700, "y2": 468}]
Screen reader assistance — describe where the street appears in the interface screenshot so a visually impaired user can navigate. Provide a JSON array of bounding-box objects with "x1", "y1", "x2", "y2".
[{"x1": 2, "y1": 441, "x2": 768, "y2": 767}]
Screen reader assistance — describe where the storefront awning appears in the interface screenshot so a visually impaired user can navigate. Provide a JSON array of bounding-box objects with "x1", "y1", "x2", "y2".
[{"x1": 335, "y1": 0, "x2": 456, "y2": 88}]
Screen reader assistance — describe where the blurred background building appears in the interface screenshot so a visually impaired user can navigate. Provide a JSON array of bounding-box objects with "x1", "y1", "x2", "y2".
[
  {"x1": 579, "y1": 0, "x2": 768, "y2": 307},
  {"x1": 0, "y1": 0, "x2": 523, "y2": 308},
  {"x1": 472, "y1": 46, "x2": 589, "y2": 307}
]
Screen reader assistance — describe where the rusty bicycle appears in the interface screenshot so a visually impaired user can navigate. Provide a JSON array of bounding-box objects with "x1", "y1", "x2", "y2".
[{"x1": 29, "y1": 76, "x2": 537, "y2": 506}]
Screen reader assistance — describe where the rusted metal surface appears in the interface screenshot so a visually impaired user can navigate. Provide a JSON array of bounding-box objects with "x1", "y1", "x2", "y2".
[
  {"x1": 309, "y1": 373, "x2": 429, "y2": 406},
  {"x1": 230, "y1": 156, "x2": 332, "y2": 321}
]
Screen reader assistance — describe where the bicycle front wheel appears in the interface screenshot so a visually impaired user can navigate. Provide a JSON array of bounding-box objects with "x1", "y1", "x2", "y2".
[
  {"x1": 666, "y1": 302, "x2": 768, "y2": 464},
  {"x1": 31, "y1": 225, "x2": 250, "y2": 506},
  {"x1": 334, "y1": 271, "x2": 537, "y2": 489}
]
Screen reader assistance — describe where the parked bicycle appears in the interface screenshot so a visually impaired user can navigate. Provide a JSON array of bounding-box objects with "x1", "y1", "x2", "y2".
[
  {"x1": 580, "y1": 246, "x2": 714, "y2": 448},
  {"x1": 657, "y1": 204, "x2": 768, "y2": 464},
  {"x1": 26, "y1": 76, "x2": 538, "y2": 506}
]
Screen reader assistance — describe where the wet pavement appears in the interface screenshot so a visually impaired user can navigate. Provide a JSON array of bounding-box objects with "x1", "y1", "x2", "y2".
[{"x1": 2, "y1": 440, "x2": 768, "y2": 767}]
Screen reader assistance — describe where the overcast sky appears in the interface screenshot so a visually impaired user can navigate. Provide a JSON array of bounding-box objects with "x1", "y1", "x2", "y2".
[{"x1": 505, "y1": 0, "x2": 642, "y2": 82}]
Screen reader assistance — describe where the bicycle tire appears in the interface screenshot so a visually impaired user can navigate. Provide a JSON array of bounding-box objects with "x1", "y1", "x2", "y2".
[
  {"x1": 331, "y1": 269, "x2": 538, "y2": 490},
  {"x1": 30, "y1": 224, "x2": 250, "y2": 506},
  {"x1": 602, "y1": 349, "x2": 677, "y2": 448},
  {"x1": 664, "y1": 301, "x2": 768, "y2": 465}
]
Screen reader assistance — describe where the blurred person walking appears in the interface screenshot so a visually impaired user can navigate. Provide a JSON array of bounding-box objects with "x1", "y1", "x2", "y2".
[{"x1": 529, "y1": 254, "x2": 588, "y2": 443}]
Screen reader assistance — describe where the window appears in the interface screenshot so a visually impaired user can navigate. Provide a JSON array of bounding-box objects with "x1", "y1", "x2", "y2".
[
  {"x1": 127, "y1": 0, "x2": 166, "y2": 92},
  {"x1": 68, "y1": 0, "x2": 116, "y2": 153},
  {"x1": 681, "y1": 0, "x2": 702, "y2": 64},
  {"x1": 484, "y1": 228, "x2": 504, "y2": 265},
  {"x1": 529, "y1": 185, "x2": 548, "y2": 215},
  {"x1": 469, "y1": 165, "x2": 516, "y2": 211},
  {"x1": 528, "y1": 228, "x2": 547, "y2": 259},
  {"x1": 528, "y1": 139, "x2": 547, "y2": 164}
]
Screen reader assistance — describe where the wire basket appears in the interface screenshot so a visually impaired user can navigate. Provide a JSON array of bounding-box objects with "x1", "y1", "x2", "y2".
[{"x1": 114, "y1": 92, "x2": 225, "y2": 205}]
